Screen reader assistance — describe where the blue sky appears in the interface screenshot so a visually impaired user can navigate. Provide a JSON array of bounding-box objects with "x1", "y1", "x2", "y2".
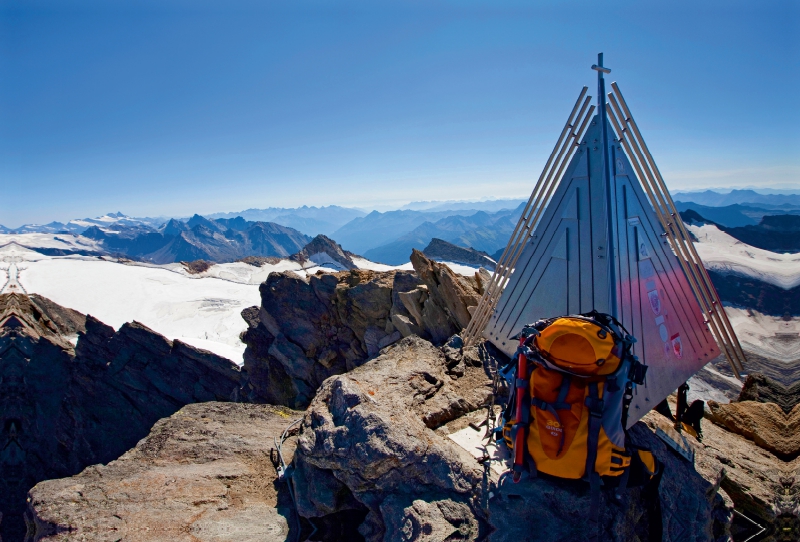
[{"x1": 1, "y1": 0, "x2": 798, "y2": 227}]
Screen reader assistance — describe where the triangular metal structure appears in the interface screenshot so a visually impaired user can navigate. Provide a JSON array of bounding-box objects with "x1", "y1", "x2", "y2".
[{"x1": 464, "y1": 54, "x2": 746, "y2": 426}]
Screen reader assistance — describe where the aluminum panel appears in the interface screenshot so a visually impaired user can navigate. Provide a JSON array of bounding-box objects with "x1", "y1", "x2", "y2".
[{"x1": 484, "y1": 121, "x2": 720, "y2": 426}]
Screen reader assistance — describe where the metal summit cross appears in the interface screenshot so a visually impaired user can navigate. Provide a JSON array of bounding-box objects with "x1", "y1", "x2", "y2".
[{"x1": 462, "y1": 54, "x2": 746, "y2": 426}]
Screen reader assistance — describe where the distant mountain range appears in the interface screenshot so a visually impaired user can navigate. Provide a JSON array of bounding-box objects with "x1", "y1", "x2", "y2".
[
  {"x1": 206, "y1": 205, "x2": 366, "y2": 237},
  {"x1": 2, "y1": 206, "x2": 365, "y2": 239},
  {"x1": 5, "y1": 191, "x2": 798, "y2": 266},
  {"x1": 0, "y1": 212, "x2": 165, "y2": 235},
  {"x1": 673, "y1": 189, "x2": 800, "y2": 209},
  {"x1": 361, "y1": 204, "x2": 523, "y2": 265},
  {"x1": 674, "y1": 202, "x2": 800, "y2": 228},
  {"x1": 331, "y1": 209, "x2": 486, "y2": 255},
  {"x1": 400, "y1": 198, "x2": 526, "y2": 213},
  {"x1": 82, "y1": 214, "x2": 310, "y2": 264}
]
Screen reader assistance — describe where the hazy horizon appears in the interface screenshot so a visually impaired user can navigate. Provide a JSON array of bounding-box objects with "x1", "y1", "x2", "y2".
[
  {"x1": 3, "y1": 186, "x2": 800, "y2": 230},
  {"x1": 2, "y1": 1, "x2": 798, "y2": 226}
]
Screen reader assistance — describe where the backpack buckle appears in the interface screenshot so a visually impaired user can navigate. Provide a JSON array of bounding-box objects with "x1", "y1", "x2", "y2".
[
  {"x1": 585, "y1": 396, "x2": 605, "y2": 415},
  {"x1": 628, "y1": 358, "x2": 648, "y2": 385}
]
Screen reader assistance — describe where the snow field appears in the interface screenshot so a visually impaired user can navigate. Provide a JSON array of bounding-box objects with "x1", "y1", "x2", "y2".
[
  {"x1": 4, "y1": 240, "x2": 484, "y2": 365},
  {"x1": 687, "y1": 224, "x2": 800, "y2": 289},
  {"x1": 20, "y1": 257, "x2": 261, "y2": 365}
]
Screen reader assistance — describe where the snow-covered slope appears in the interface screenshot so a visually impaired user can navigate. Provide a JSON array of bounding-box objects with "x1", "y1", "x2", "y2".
[
  {"x1": 0, "y1": 233, "x2": 106, "y2": 255},
  {"x1": 725, "y1": 307, "x2": 799, "y2": 363},
  {"x1": 15, "y1": 251, "x2": 261, "y2": 365},
  {"x1": 352, "y1": 257, "x2": 484, "y2": 277},
  {"x1": 11, "y1": 212, "x2": 165, "y2": 235},
  {"x1": 0, "y1": 242, "x2": 482, "y2": 365},
  {"x1": 688, "y1": 223, "x2": 800, "y2": 289}
]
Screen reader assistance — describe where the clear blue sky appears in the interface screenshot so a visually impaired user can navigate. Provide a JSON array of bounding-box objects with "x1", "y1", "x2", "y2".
[{"x1": 1, "y1": 0, "x2": 798, "y2": 227}]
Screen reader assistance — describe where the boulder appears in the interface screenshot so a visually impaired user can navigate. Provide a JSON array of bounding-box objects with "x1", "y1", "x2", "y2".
[
  {"x1": 27, "y1": 402, "x2": 303, "y2": 542},
  {"x1": 293, "y1": 335, "x2": 732, "y2": 541}
]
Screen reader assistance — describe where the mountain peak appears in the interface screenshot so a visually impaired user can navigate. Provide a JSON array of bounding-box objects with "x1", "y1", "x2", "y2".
[{"x1": 291, "y1": 234, "x2": 356, "y2": 270}]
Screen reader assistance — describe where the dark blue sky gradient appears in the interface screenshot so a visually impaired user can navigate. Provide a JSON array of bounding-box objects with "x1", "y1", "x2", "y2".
[{"x1": 1, "y1": 0, "x2": 798, "y2": 226}]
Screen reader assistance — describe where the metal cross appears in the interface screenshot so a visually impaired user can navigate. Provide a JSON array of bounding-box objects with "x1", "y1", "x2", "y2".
[{"x1": 591, "y1": 52, "x2": 611, "y2": 79}]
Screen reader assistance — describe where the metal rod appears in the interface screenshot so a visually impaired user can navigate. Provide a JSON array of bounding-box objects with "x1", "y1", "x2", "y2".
[
  {"x1": 606, "y1": 97, "x2": 742, "y2": 377},
  {"x1": 464, "y1": 96, "x2": 595, "y2": 345},
  {"x1": 611, "y1": 82, "x2": 747, "y2": 372},
  {"x1": 605, "y1": 98, "x2": 741, "y2": 377},
  {"x1": 462, "y1": 88, "x2": 589, "y2": 344},
  {"x1": 464, "y1": 90, "x2": 588, "y2": 343},
  {"x1": 466, "y1": 101, "x2": 594, "y2": 344}
]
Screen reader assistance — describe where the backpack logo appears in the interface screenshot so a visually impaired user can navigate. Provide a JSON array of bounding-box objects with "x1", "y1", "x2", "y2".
[{"x1": 545, "y1": 419, "x2": 562, "y2": 437}]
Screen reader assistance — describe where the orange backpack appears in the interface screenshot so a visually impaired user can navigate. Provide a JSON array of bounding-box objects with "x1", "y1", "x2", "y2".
[{"x1": 497, "y1": 312, "x2": 659, "y2": 521}]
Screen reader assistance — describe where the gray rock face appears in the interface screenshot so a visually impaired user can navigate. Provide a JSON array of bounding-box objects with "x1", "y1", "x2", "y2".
[
  {"x1": 240, "y1": 252, "x2": 488, "y2": 409},
  {"x1": 0, "y1": 293, "x2": 243, "y2": 541},
  {"x1": 293, "y1": 336, "x2": 732, "y2": 542},
  {"x1": 27, "y1": 402, "x2": 303, "y2": 542}
]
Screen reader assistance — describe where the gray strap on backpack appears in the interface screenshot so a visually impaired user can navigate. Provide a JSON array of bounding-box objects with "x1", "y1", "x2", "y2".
[{"x1": 584, "y1": 381, "x2": 604, "y2": 538}]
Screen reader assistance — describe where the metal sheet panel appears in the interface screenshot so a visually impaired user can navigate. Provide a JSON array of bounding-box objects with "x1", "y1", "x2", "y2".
[
  {"x1": 484, "y1": 119, "x2": 720, "y2": 426},
  {"x1": 611, "y1": 142, "x2": 720, "y2": 425},
  {"x1": 485, "y1": 118, "x2": 608, "y2": 354}
]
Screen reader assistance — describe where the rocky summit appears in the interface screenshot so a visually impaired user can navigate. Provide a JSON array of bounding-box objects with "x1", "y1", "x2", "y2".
[
  {"x1": 10, "y1": 251, "x2": 797, "y2": 541},
  {"x1": 0, "y1": 293, "x2": 242, "y2": 541},
  {"x1": 293, "y1": 336, "x2": 730, "y2": 542}
]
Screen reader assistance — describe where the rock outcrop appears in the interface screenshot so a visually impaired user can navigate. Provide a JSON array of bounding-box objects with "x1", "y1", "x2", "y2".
[
  {"x1": 240, "y1": 251, "x2": 488, "y2": 408},
  {"x1": 293, "y1": 335, "x2": 732, "y2": 541},
  {"x1": 291, "y1": 234, "x2": 357, "y2": 270},
  {"x1": 645, "y1": 371, "x2": 800, "y2": 538},
  {"x1": 706, "y1": 400, "x2": 800, "y2": 460},
  {"x1": 27, "y1": 402, "x2": 302, "y2": 542},
  {"x1": 422, "y1": 238, "x2": 496, "y2": 270},
  {"x1": 737, "y1": 372, "x2": 800, "y2": 413},
  {"x1": 0, "y1": 293, "x2": 243, "y2": 541},
  {"x1": 665, "y1": 401, "x2": 800, "y2": 539}
]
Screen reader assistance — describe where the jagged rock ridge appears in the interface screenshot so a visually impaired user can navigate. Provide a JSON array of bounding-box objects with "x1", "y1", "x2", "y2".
[
  {"x1": 240, "y1": 250, "x2": 488, "y2": 408},
  {"x1": 0, "y1": 293, "x2": 243, "y2": 541}
]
